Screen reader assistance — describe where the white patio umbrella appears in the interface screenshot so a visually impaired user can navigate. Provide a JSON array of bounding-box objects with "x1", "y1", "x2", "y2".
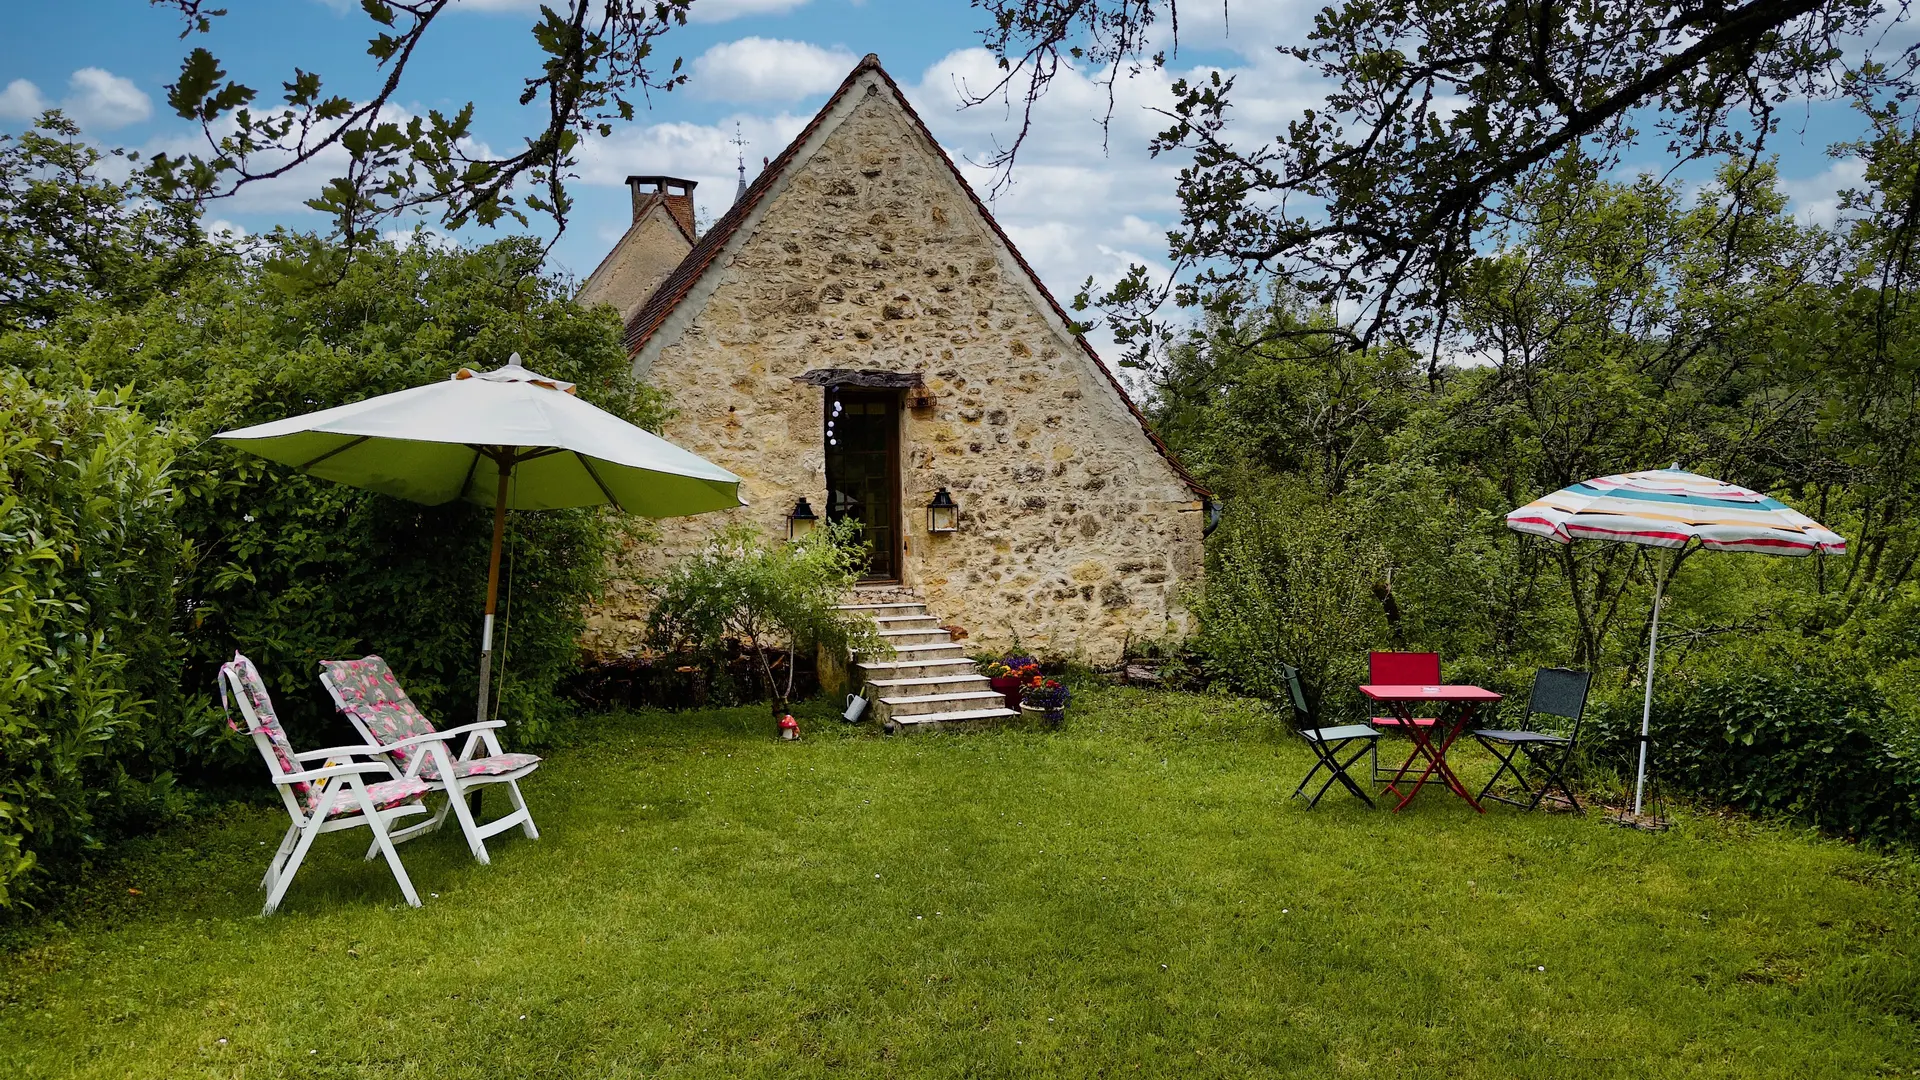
[
  {"x1": 1506, "y1": 467, "x2": 1845, "y2": 817},
  {"x1": 217, "y1": 354, "x2": 744, "y2": 723}
]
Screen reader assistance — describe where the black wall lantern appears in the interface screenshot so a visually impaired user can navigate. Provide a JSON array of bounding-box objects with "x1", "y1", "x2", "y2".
[
  {"x1": 788, "y1": 496, "x2": 818, "y2": 541},
  {"x1": 927, "y1": 487, "x2": 958, "y2": 533}
]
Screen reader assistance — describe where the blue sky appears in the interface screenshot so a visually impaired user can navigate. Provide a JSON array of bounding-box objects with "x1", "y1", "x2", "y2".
[{"x1": 0, "y1": 0, "x2": 1887, "y2": 355}]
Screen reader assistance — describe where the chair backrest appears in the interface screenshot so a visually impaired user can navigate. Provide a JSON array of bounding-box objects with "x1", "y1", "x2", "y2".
[
  {"x1": 1526, "y1": 667, "x2": 1592, "y2": 733},
  {"x1": 1279, "y1": 664, "x2": 1313, "y2": 730},
  {"x1": 318, "y1": 656, "x2": 437, "y2": 772},
  {"x1": 1369, "y1": 651, "x2": 1440, "y2": 686},
  {"x1": 218, "y1": 652, "x2": 315, "y2": 814}
]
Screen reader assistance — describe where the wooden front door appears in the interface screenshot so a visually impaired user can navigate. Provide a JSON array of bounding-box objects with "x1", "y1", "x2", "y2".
[{"x1": 824, "y1": 387, "x2": 902, "y2": 581}]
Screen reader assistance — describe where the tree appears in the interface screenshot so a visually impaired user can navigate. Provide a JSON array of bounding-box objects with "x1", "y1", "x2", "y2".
[
  {"x1": 0, "y1": 113, "x2": 208, "y2": 330},
  {"x1": 645, "y1": 521, "x2": 884, "y2": 716},
  {"x1": 971, "y1": 0, "x2": 1907, "y2": 363},
  {"x1": 146, "y1": 0, "x2": 695, "y2": 267}
]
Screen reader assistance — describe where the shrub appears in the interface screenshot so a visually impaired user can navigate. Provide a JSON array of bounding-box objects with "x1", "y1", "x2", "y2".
[
  {"x1": 1586, "y1": 667, "x2": 1920, "y2": 843},
  {"x1": 6, "y1": 235, "x2": 660, "y2": 764},
  {"x1": 1190, "y1": 488, "x2": 1389, "y2": 714},
  {"x1": 645, "y1": 520, "x2": 882, "y2": 714},
  {"x1": 0, "y1": 372, "x2": 188, "y2": 909}
]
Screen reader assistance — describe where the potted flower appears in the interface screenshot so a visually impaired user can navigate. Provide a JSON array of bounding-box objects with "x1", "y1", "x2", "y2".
[
  {"x1": 985, "y1": 654, "x2": 1038, "y2": 710},
  {"x1": 1019, "y1": 675, "x2": 1071, "y2": 726}
]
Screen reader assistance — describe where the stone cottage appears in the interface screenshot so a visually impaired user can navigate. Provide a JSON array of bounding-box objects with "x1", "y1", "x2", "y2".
[{"x1": 579, "y1": 54, "x2": 1210, "y2": 719}]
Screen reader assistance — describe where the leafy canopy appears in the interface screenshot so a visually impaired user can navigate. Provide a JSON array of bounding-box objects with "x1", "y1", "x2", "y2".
[{"x1": 971, "y1": 0, "x2": 1911, "y2": 362}]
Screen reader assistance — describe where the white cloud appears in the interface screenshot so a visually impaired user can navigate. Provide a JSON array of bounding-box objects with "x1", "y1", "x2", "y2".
[
  {"x1": 0, "y1": 78, "x2": 49, "y2": 121},
  {"x1": 575, "y1": 110, "x2": 813, "y2": 196},
  {"x1": 1780, "y1": 157, "x2": 1868, "y2": 227},
  {"x1": 62, "y1": 68, "x2": 152, "y2": 130},
  {"x1": 203, "y1": 218, "x2": 248, "y2": 243},
  {"x1": 690, "y1": 38, "x2": 857, "y2": 102},
  {"x1": 381, "y1": 224, "x2": 454, "y2": 249},
  {"x1": 688, "y1": 0, "x2": 812, "y2": 23}
]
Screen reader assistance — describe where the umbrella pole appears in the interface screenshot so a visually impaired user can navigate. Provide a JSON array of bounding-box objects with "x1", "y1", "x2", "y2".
[
  {"x1": 478, "y1": 459, "x2": 511, "y2": 726},
  {"x1": 1633, "y1": 558, "x2": 1668, "y2": 818}
]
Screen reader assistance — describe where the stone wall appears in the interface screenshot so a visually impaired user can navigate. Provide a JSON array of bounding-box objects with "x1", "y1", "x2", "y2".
[
  {"x1": 578, "y1": 202, "x2": 692, "y2": 328},
  {"x1": 583, "y1": 77, "x2": 1205, "y2": 664}
]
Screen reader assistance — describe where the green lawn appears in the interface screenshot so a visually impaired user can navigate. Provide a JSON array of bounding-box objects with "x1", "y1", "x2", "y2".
[{"x1": 4, "y1": 686, "x2": 1917, "y2": 1078}]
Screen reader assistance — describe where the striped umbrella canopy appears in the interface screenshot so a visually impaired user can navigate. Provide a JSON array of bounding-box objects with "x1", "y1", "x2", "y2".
[
  {"x1": 1506, "y1": 467, "x2": 1846, "y2": 556},
  {"x1": 1506, "y1": 467, "x2": 1845, "y2": 819}
]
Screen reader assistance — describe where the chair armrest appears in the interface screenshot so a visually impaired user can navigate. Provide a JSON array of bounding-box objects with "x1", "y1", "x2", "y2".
[
  {"x1": 279, "y1": 761, "x2": 392, "y2": 784},
  {"x1": 375, "y1": 720, "x2": 506, "y2": 753}
]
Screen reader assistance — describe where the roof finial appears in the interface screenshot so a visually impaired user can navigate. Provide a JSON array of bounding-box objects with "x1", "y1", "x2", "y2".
[{"x1": 732, "y1": 122, "x2": 748, "y2": 205}]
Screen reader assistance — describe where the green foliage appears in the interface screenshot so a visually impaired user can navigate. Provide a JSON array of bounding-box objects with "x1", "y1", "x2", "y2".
[
  {"x1": 1190, "y1": 486, "x2": 1388, "y2": 714},
  {"x1": 0, "y1": 371, "x2": 189, "y2": 910},
  {"x1": 0, "y1": 119, "x2": 668, "y2": 909},
  {"x1": 144, "y1": 0, "x2": 694, "y2": 254},
  {"x1": 1161, "y1": 155, "x2": 1920, "y2": 840},
  {"x1": 6, "y1": 233, "x2": 661, "y2": 756},
  {"x1": 645, "y1": 520, "x2": 883, "y2": 713},
  {"x1": 1587, "y1": 668, "x2": 1920, "y2": 844},
  {"x1": 0, "y1": 114, "x2": 207, "y2": 331}
]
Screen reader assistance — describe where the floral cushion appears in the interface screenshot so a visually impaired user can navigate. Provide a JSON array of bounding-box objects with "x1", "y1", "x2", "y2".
[
  {"x1": 324, "y1": 776, "x2": 431, "y2": 818},
  {"x1": 219, "y1": 652, "x2": 314, "y2": 811},
  {"x1": 423, "y1": 752, "x2": 541, "y2": 782},
  {"x1": 319, "y1": 656, "x2": 438, "y2": 772}
]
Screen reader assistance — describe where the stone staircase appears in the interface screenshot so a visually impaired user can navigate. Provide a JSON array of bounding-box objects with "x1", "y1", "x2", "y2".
[{"x1": 838, "y1": 587, "x2": 1018, "y2": 733}]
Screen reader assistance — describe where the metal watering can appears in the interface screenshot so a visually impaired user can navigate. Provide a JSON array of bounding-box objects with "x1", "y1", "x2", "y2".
[{"x1": 843, "y1": 693, "x2": 868, "y2": 723}]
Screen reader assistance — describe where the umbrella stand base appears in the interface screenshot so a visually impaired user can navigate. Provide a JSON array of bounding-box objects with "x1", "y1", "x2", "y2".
[{"x1": 1604, "y1": 807, "x2": 1672, "y2": 832}]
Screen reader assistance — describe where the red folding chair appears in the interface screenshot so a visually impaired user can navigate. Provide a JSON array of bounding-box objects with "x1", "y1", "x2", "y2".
[
  {"x1": 1368, "y1": 651, "x2": 1440, "y2": 785},
  {"x1": 1368, "y1": 651, "x2": 1441, "y2": 727}
]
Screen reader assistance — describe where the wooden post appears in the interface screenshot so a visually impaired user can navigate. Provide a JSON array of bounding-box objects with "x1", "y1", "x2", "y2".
[{"x1": 477, "y1": 456, "x2": 511, "y2": 725}]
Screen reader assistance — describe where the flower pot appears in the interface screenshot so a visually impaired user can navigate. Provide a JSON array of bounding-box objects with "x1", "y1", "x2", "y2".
[
  {"x1": 1020, "y1": 702, "x2": 1065, "y2": 727},
  {"x1": 990, "y1": 675, "x2": 1022, "y2": 709}
]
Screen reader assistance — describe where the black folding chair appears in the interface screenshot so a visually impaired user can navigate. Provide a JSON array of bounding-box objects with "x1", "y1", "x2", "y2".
[
  {"x1": 1472, "y1": 667, "x2": 1591, "y2": 811},
  {"x1": 1281, "y1": 665, "x2": 1381, "y2": 808}
]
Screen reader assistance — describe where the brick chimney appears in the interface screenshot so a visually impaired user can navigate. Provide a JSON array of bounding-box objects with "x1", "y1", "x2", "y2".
[{"x1": 626, "y1": 176, "x2": 697, "y2": 238}]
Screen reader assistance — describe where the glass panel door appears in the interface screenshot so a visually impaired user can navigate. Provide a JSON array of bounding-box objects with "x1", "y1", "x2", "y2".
[{"x1": 824, "y1": 389, "x2": 900, "y2": 580}]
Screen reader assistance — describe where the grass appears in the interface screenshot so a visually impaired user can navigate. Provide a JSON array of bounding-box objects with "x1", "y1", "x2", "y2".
[{"x1": 3, "y1": 685, "x2": 1918, "y2": 1078}]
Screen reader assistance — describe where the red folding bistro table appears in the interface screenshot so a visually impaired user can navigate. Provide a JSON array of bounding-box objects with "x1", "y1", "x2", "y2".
[{"x1": 1359, "y1": 684, "x2": 1503, "y2": 812}]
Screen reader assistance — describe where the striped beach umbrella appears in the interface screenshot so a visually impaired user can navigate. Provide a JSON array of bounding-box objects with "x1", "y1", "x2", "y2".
[
  {"x1": 1506, "y1": 467, "x2": 1845, "y2": 816},
  {"x1": 1507, "y1": 467, "x2": 1846, "y2": 555}
]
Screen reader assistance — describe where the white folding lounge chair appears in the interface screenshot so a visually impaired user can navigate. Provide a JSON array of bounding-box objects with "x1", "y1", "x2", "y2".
[
  {"x1": 218, "y1": 652, "x2": 433, "y2": 915},
  {"x1": 319, "y1": 656, "x2": 541, "y2": 865}
]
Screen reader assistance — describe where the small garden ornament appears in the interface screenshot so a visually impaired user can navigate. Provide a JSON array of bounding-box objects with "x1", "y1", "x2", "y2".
[{"x1": 779, "y1": 714, "x2": 800, "y2": 740}]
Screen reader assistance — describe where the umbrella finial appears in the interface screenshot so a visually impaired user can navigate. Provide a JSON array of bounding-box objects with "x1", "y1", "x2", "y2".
[{"x1": 507, "y1": 352, "x2": 524, "y2": 368}]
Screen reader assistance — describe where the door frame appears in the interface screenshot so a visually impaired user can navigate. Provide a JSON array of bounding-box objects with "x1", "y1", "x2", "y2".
[{"x1": 823, "y1": 386, "x2": 904, "y2": 583}]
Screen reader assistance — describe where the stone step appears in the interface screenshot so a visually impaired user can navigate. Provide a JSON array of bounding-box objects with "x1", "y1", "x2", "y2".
[
  {"x1": 878, "y1": 690, "x2": 1010, "y2": 718},
  {"x1": 865, "y1": 673, "x2": 993, "y2": 696},
  {"x1": 872, "y1": 613, "x2": 940, "y2": 627},
  {"x1": 876, "y1": 628, "x2": 953, "y2": 645},
  {"x1": 884, "y1": 706, "x2": 1021, "y2": 733},
  {"x1": 836, "y1": 602, "x2": 927, "y2": 615},
  {"x1": 855, "y1": 658, "x2": 979, "y2": 678},
  {"x1": 850, "y1": 587, "x2": 923, "y2": 604},
  {"x1": 858, "y1": 641, "x2": 965, "y2": 661}
]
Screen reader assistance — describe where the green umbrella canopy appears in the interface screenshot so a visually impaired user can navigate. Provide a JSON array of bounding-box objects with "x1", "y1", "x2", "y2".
[
  {"x1": 217, "y1": 354, "x2": 745, "y2": 725},
  {"x1": 216, "y1": 355, "x2": 744, "y2": 515}
]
